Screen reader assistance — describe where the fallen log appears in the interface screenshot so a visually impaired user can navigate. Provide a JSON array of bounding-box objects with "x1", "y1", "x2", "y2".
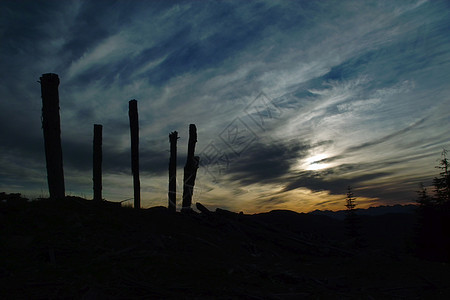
[{"x1": 196, "y1": 202, "x2": 211, "y2": 215}]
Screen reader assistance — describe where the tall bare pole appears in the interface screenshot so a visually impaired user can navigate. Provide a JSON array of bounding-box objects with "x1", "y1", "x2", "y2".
[
  {"x1": 182, "y1": 124, "x2": 199, "y2": 212},
  {"x1": 128, "y1": 100, "x2": 140, "y2": 209},
  {"x1": 40, "y1": 73, "x2": 65, "y2": 199},
  {"x1": 168, "y1": 131, "x2": 178, "y2": 212},
  {"x1": 93, "y1": 124, "x2": 103, "y2": 202}
]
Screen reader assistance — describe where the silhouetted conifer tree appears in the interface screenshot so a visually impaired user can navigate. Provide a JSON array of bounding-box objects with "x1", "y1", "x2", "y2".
[
  {"x1": 345, "y1": 186, "x2": 356, "y2": 211},
  {"x1": 415, "y1": 183, "x2": 437, "y2": 259},
  {"x1": 415, "y1": 149, "x2": 450, "y2": 261},
  {"x1": 345, "y1": 186, "x2": 364, "y2": 249},
  {"x1": 432, "y1": 149, "x2": 450, "y2": 204},
  {"x1": 416, "y1": 183, "x2": 431, "y2": 207}
]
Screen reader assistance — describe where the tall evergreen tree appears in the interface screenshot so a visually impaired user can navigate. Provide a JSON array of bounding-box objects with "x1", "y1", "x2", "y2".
[
  {"x1": 345, "y1": 186, "x2": 357, "y2": 211},
  {"x1": 415, "y1": 149, "x2": 450, "y2": 261},
  {"x1": 432, "y1": 149, "x2": 450, "y2": 204},
  {"x1": 416, "y1": 183, "x2": 431, "y2": 207},
  {"x1": 344, "y1": 186, "x2": 364, "y2": 248}
]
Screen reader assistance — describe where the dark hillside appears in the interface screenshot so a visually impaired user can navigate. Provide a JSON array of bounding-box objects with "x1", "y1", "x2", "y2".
[
  {"x1": 1, "y1": 195, "x2": 449, "y2": 298},
  {"x1": 360, "y1": 213, "x2": 416, "y2": 252},
  {"x1": 250, "y1": 209, "x2": 416, "y2": 253},
  {"x1": 247, "y1": 210, "x2": 345, "y2": 242}
]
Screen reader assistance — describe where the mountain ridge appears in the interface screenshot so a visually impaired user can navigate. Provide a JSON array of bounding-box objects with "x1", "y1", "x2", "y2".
[{"x1": 308, "y1": 204, "x2": 417, "y2": 220}]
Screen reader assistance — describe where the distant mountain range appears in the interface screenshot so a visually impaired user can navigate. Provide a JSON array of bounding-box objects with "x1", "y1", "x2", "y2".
[
  {"x1": 308, "y1": 204, "x2": 418, "y2": 220},
  {"x1": 250, "y1": 204, "x2": 418, "y2": 252}
]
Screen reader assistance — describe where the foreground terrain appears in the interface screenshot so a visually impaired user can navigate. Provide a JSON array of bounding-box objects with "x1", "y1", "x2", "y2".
[{"x1": 1, "y1": 195, "x2": 449, "y2": 299}]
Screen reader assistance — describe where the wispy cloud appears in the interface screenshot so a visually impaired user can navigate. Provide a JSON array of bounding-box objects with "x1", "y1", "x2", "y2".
[{"x1": 0, "y1": 0, "x2": 449, "y2": 211}]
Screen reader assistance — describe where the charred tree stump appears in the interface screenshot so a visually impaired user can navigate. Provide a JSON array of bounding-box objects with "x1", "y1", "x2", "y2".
[
  {"x1": 182, "y1": 124, "x2": 199, "y2": 213},
  {"x1": 93, "y1": 124, "x2": 103, "y2": 202},
  {"x1": 40, "y1": 73, "x2": 65, "y2": 199},
  {"x1": 182, "y1": 156, "x2": 199, "y2": 213},
  {"x1": 168, "y1": 131, "x2": 178, "y2": 212},
  {"x1": 128, "y1": 100, "x2": 140, "y2": 209}
]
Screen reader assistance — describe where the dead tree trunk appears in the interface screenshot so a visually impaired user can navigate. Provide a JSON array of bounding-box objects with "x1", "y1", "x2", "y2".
[
  {"x1": 128, "y1": 100, "x2": 140, "y2": 209},
  {"x1": 182, "y1": 124, "x2": 199, "y2": 212},
  {"x1": 40, "y1": 73, "x2": 65, "y2": 199},
  {"x1": 93, "y1": 124, "x2": 102, "y2": 202},
  {"x1": 168, "y1": 131, "x2": 178, "y2": 212}
]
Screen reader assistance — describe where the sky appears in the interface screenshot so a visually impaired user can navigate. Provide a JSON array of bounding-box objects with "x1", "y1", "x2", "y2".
[{"x1": 0, "y1": 0, "x2": 449, "y2": 213}]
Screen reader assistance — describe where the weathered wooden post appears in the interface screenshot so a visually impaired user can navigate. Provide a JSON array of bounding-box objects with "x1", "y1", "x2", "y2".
[
  {"x1": 40, "y1": 73, "x2": 65, "y2": 199},
  {"x1": 182, "y1": 124, "x2": 199, "y2": 213},
  {"x1": 93, "y1": 124, "x2": 103, "y2": 202},
  {"x1": 128, "y1": 100, "x2": 140, "y2": 209},
  {"x1": 168, "y1": 131, "x2": 178, "y2": 212}
]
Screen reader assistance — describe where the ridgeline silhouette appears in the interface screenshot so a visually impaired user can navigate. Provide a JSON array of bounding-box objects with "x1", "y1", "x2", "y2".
[{"x1": 2, "y1": 192, "x2": 449, "y2": 298}]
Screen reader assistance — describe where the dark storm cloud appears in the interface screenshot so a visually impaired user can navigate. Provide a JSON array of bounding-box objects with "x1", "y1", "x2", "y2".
[
  {"x1": 0, "y1": 118, "x2": 43, "y2": 161},
  {"x1": 227, "y1": 140, "x2": 310, "y2": 185},
  {"x1": 254, "y1": 196, "x2": 290, "y2": 209},
  {"x1": 283, "y1": 170, "x2": 392, "y2": 195}
]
